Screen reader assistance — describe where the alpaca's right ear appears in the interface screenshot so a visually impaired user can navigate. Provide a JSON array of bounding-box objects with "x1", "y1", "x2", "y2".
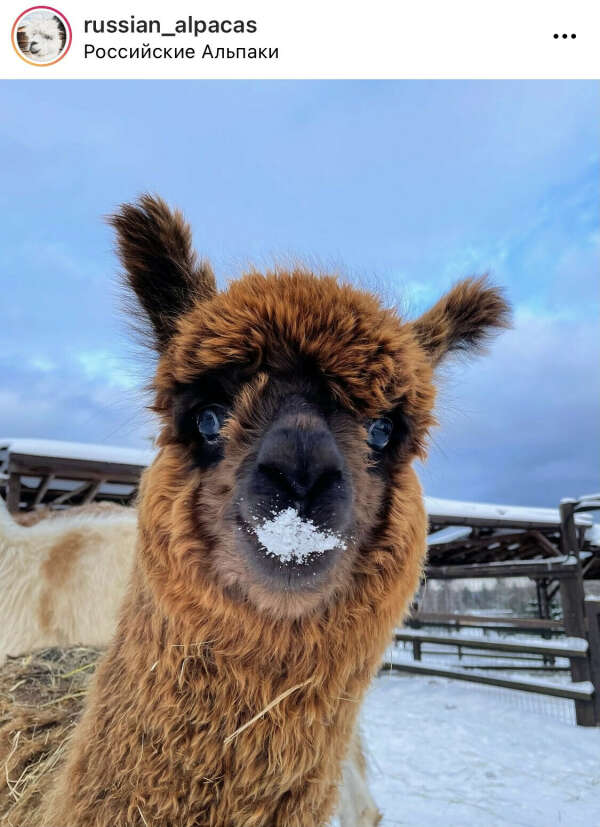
[
  {"x1": 110, "y1": 194, "x2": 216, "y2": 351},
  {"x1": 410, "y1": 276, "x2": 511, "y2": 367}
]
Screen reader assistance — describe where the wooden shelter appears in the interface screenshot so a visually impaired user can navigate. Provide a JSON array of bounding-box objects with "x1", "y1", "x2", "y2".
[{"x1": 0, "y1": 438, "x2": 152, "y2": 513}]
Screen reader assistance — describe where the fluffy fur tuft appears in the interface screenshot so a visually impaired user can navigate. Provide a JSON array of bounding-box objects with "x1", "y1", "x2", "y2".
[
  {"x1": 110, "y1": 194, "x2": 216, "y2": 350},
  {"x1": 410, "y1": 275, "x2": 511, "y2": 366}
]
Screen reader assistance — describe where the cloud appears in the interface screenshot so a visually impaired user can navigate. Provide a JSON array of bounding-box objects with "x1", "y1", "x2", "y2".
[
  {"x1": 420, "y1": 309, "x2": 599, "y2": 505},
  {"x1": 0, "y1": 80, "x2": 597, "y2": 508},
  {"x1": 0, "y1": 356, "x2": 154, "y2": 449},
  {"x1": 76, "y1": 350, "x2": 138, "y2": 391}
]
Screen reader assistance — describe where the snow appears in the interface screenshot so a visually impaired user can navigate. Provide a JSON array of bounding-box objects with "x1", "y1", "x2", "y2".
[
  {"x1": 425, "y1": 496, "x2": 593, "y2": 529},
  {"x1": 254, "y1": 507, "x2": 343, "y2": 563},
  {"x1": 427, "y1": 526, "x2": 472, "y2": 545},
  {"x1": 585, "y1": 523, "x2": 600, "y2": 547},
  {"x1": 361, "y1": 672, "x2": 600, "y2": 827},
  {"x1": 0, "y1": 438, "x2": 154, "y2": 467}
]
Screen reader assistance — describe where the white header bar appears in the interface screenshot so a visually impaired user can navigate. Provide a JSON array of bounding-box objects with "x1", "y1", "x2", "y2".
[{"x1": 1, "y1": 0, "x2": 599, "y2": 80}]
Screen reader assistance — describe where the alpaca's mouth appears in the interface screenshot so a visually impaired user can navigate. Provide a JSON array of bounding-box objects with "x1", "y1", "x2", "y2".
[{"x1": 235, "y1": 509, "x2": 347, "y2": 590}]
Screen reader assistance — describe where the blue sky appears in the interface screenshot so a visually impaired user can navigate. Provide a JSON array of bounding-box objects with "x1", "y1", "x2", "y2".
[{"x1": 0, "y1": 80, "x2": 597, "y2": 505}]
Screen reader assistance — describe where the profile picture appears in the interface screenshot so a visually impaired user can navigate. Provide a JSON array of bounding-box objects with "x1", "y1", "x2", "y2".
[{"x1": 12, "y1": 6, "x2": 71, "y2": 66}]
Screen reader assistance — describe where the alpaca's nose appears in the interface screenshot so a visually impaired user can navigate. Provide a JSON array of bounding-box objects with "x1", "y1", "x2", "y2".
[
  {"x1": 29, "y1": 41, "x2": 39, "y2": 52},
  {"x1": 253, "y1": 423, "x2": 348, "y2": 519}
]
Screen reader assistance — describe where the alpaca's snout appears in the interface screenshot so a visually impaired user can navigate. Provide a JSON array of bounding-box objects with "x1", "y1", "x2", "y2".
[
  {"x1": 29, "y1": 41, "x2": 40, "y2": 53},
  {"x1": 249, "y1": 405, "x2": 352, "y2": 534},
  {"x1": 254, "y1": 424, "x2": 349, "y2": 522},
  {"x1": 233, "y1": 400, "x2": 355, "y2": 591}
]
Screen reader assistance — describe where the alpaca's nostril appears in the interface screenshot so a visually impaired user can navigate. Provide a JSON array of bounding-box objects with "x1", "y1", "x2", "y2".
[
  {"x1": 257, "y1": 462, "x2": 301, "y2": 500},
  {"x1": 253, "y1": 421, "x2": 349, "y2": 523},
  {"x1": 256, "y1": 461, "x2": 317, "y2": 501},
  {"x1": 307, "y1": 468, "x2": 344, "y2": 503}
]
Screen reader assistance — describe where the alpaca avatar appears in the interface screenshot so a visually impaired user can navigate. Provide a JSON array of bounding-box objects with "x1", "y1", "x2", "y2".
[
  {"x1": 43, "y1": 195, "x2": 509, "y2": 826},
  {"x1": 0, "y1": 499, "x2": 136, "y2": 665},
  {"x1": 17, "y1": 11, "x2": 65, "y2": 62}
]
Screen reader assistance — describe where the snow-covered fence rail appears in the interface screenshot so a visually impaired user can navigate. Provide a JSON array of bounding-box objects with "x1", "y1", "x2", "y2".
[
  {"x1": 395, "y1": 628, "x2": 588, "y2": 660},
  {"x1": 395, "y1": 586, "x2": 600, "y2": 725},
  {"x1": 410, "y1": 611, "x2": 564, "y2": 634},
  {"x1": 386, "y1": 659, "x2": 594, "y2": 703},
  {"x1": 391, "y1": 610, "x2": 597, "y2": 717}
]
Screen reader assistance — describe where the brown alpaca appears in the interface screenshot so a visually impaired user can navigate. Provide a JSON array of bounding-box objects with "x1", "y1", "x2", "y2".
[{"x1": 44, "y1": 195, "x2": 509, "y2": 826}]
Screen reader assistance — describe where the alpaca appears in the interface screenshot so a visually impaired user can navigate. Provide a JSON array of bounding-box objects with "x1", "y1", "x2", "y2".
[
  {"x1": 16, "y1": 11, "x2": 65, "y2": 62},
  {"x1": 0, "y1": 497, "x2": 136, "y2": 665},
  {"x1": 40, "y1": 195, "x2": 509, "y2": 826},
  {"x1": 1, "y1": 499, "x2": 377, "y2": 826}
]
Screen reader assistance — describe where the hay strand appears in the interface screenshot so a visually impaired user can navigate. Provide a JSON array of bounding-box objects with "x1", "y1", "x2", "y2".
[{"x1": 224, "y1": 679, "x2": 311, "y2": 746}]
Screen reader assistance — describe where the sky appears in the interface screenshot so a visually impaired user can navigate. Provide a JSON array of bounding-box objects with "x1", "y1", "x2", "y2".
[{"x1": 0, "y1": 80, "x2": 598, "y2": 506}]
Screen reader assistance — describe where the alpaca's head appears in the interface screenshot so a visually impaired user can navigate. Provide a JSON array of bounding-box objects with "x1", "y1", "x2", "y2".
[
  {"x1": 17, "y1": 13, "x2": 63, "y2": 61},
  {"x1": 112, "y1": 196, "x2": 510, "y2": 619}
]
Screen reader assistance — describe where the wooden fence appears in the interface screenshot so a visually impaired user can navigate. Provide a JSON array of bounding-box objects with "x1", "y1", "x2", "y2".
[{"x1": 391, "y1": 600, "x2": 600, "y2": 726}]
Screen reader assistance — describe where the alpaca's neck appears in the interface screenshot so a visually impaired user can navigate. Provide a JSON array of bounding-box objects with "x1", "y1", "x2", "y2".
[
  {"x1": 48, "y1": 460, "x2": 425, "y2": 827},
  {"x1": 48, "y1": 560, "x2": 391, "y2": 826}
]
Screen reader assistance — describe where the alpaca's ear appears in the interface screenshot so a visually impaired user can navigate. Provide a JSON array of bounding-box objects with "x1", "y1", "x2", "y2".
[
  {"x1": 110, "y1": 194, "x2": 216, "y2": 351},
  {"x1": 410, "y1": 276, "x2": 511, "y2": 366}
]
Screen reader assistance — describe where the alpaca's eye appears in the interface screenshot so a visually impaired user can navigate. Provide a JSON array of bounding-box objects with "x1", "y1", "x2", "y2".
[
  {"x1": 196, "y1": 405, "x2": 227, "y2": 441},
  {"x1": 367, "y1": 417, "x2": 393, "y2": 449}
]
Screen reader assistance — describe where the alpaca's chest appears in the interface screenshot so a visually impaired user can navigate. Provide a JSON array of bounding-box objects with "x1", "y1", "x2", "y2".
[{"x1": 74, "y1": 667, "x2": 359, "y2": 827}]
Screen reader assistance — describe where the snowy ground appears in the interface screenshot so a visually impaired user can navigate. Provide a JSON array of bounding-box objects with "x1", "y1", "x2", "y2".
[{"x1": 361, "y1": 672, "x2": 600, "y2": 827}]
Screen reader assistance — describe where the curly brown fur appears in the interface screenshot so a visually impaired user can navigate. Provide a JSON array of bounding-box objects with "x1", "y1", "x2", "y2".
[
  {"x1": 109, "y1": 193, "x2": 216, "y2": 350},
  {"x1": 410, "y1": 275, "x2": 511, "y2": 366},
  {"x1": 36, "y1": 196, "x2": 509, "y2": 826},
  {"x1": 0, "y1": 648, "x2": 376, "y2": 827}
]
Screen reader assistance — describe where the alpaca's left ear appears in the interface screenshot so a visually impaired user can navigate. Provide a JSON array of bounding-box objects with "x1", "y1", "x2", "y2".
[
  {"x1": 410, "y1": 276, "x2": 511, "y2": 366},
  {"x1": 110, "y1": 194, "x2": 217, "y2": 352}
]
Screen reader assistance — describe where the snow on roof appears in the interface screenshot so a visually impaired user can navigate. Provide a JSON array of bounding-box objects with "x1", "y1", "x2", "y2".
[
  {"x1": 585, "y1": 523, "x2": 600, "y2": 547},
  {"x1": 0, "y1": 438, "x2": 154, "y2": 467},
  {"x1": 425, "y1": 495, "x2": 593, "y2": 528},
  {"x1": 426, "y1": 526, "x2": 472, "y2": 546}
]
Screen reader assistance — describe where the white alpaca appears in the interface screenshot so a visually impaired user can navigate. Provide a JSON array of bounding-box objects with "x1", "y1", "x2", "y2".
[
  {"x1": 0, "y1": 497, "x2": 136, "y2": 664},
  {"x1": 337, "y1": 731, "x2": 381, "y2": 826},
  {"x1": 18, "y1": 12, "x2": 64, "y2": 62}
]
